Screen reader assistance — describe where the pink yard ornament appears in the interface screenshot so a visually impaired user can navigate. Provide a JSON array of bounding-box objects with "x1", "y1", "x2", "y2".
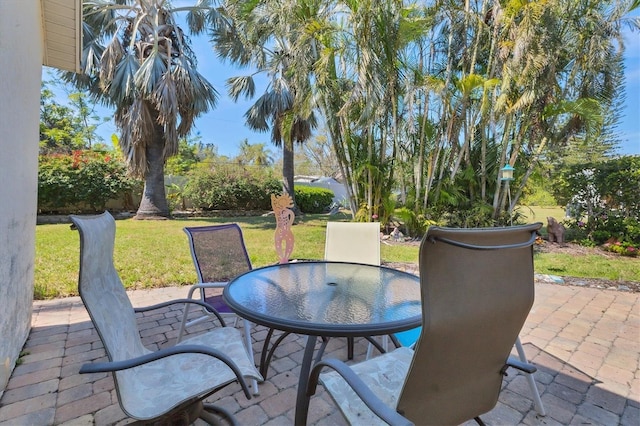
[{"x1": 271, "y1": 193, "x2": 295, "y2": 264}]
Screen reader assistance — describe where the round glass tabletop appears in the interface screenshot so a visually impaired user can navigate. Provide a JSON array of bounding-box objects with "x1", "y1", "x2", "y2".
[{"x1": 223, "y1": 261, "x2": 422, "y2": 337}]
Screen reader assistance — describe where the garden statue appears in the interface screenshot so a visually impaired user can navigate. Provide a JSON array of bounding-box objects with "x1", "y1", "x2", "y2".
[
  {"x1": 272, "y1": 193, "x2": 295, "y2": 264},
  {"x1": 547, "y1": 217, "x2": 566, "y2": 244},
  {"x1": 391, "y1": 226, "x2": 404, "y2": 242}
]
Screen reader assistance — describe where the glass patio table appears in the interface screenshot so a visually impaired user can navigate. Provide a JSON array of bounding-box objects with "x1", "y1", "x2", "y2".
[{"x1": 223, "y1": 260, "x2": 421, "y2": 425}]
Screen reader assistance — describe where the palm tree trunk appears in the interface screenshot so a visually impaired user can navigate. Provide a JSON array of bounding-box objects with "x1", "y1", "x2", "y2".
[
  {"x1": 282, "y1": 138, "x2": 300, "y2": 215},
  {"x1": 135, "y1": 121, "x2": 169, "y2": 219}
]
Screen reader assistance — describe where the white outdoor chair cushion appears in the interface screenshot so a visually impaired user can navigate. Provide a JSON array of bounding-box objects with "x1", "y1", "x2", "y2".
[
  {"x1": 115, "y1": 326, "x2": 262, "y2": 420},
  {"x1": 320, "y1": 347, "x2": 414, "y2": 425}
]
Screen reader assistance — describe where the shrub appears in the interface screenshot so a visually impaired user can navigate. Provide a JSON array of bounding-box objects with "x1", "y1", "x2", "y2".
[
  {"x1": 603, "y1": 241, "x2": 638, "y2": 257},
  {"x1": 184, "y1": 166, "x2": 282, "y2": 210},
  {"x1": 294, "y1": 186, "x2": 334, "y2": 214},
  {"x1": 393, "y1": 207, "x2": 433, "y2": 237},
  {"x1": 38, "y1": 150, "x2": 136, "y2": 212}
]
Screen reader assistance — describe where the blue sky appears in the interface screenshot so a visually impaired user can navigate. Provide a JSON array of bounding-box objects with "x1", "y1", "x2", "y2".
[
  {"x1": 46, "y1": 16, "x2": 640, "y2": 158},
  {"x1": 620, "y1": 22, "x2": 640, "y2": 155}
]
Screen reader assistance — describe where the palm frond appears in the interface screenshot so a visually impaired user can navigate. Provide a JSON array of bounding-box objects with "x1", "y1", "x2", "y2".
[
  {"x1": 117, "y1": 98, "x2": 155, "y2": 177},
  {"x1": 108, "y1": 54, "x2": 140, "y2": 104},
  {"x1": 99, "y1": 35, "x2": 125, "y2": 84},
  {"x1": 134, "y1": 50, "x2": 167, "y2": 97},
  {"x1": 245, "y1": 97, "x2": 272, "y2": 131},
  {"x1": 227, "y1": 76, "x2": 256, "y2": 101},
  {"x1": 80, "y1": 21, "x2": 106, "y2": 77},
  {"x1": 188, "y1": 69, "x2": 219, "y2": 114},
  {"x1": 152, "y1": 73, "x2": 178, "y2": 131}
]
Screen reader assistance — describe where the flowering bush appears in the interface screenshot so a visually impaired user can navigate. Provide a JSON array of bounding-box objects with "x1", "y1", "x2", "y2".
[
  {"x1": 38, "y1": 150, "x2": 137, "y2": 212},
  {"x1": 564, "y1": 214, "x2": 640, "y2": 246},
  {"x1": 602, "y1": 241, "x2": 639, "y2": 257}
]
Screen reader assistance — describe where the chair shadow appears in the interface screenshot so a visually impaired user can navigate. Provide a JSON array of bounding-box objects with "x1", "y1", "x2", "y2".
[{"x1": 479, "y1": 342, "x2": 630, "y2": 426}]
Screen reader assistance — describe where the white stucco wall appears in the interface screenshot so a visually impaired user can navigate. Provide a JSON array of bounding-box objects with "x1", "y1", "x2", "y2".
[{"x1": 0, "y1": 1, "x2": 42, "y2": 395}]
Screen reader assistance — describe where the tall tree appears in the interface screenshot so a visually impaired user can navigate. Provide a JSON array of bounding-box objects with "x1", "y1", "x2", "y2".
[
  {"x1": 67, "y1": 0, "x2": 220, "y2": 218},
  {"x1": 40, "y1": 85, "x2": 86, "y2": 154},
  {"x1": 236, "y1": 139, "x2": 275, "y2": 166},
  {"x1": 213, "y1": 0, "x2": 318, "y2": 213}
]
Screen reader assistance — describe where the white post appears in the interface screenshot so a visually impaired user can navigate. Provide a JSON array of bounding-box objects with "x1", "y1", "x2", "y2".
[{"x1": 0, "y1": 0, "x2": 42, "y2": 396}]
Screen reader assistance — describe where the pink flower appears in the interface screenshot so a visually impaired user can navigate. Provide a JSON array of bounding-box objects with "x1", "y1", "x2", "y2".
[{"x1": 372, "y1": 214, "x2": 378, "y2": 219}]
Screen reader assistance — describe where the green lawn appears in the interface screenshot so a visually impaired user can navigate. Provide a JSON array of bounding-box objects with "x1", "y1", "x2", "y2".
[
  {"x1": 518, "y1": 205, "x2": 565, "y2": 224},
  {"x1": 35, "y1": 210, "x2": 638, "y2": 300},
  {"x1": 35, "y1": 213, "x2": 419, "y2": 299}
]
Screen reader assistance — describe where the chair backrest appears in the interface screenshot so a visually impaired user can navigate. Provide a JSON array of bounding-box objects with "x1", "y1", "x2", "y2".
[
  {"x1": 397, "y1": 223, "x2": 542, "y2": 425},
  {"x1": 324, "y1": 222, "x2": 381, "y2": 266},
  {"x1": 70, "y1": 212, "x2": 149, "y2": 362},
  {"x1": 183, "y1": 224, "x2": 252, "y2": 286}
]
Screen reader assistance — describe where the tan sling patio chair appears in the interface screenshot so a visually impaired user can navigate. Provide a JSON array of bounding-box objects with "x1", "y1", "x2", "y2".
[
  {"x1": 304, "y1": 223, "x2": 543, "y2": 425},
  {"x1": 71, "y1": 212, "x2": 262, "y2": 425}
]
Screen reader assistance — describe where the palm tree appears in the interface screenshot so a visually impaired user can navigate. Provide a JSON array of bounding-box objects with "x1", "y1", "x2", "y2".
[
  {"x1": 213, "y1": 0, "x2": 317, "y2": 213},
  {"x1": 67, "y1": 0, "x2": 220, "y2": 218},
  {"x1": 236, "y1": 139, "x2": 274, "y2": 166}
]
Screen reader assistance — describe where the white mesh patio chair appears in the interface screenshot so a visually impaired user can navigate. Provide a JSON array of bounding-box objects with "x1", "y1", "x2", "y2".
[
  {"x1": 70, "y1": 212, "x2": 262, "y2": 425},
  {"x1": 324, "y1": 221, "x2": 381, "y2": 266},
  {"x1": 304, "y1": 223, "x2": 543, "y2": 425},
  {"x1": 323, "y1": 221, "x2": 382, "y2": 360}
]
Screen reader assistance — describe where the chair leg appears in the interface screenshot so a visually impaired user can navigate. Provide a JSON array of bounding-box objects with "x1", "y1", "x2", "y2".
[
  {"x1": 202, "y1": 403, "x2": 238, "y2": 426},
  {"x1": 515, "y1": 337, "x2": 546, "y2": 416},
  {"x1": 347, "y1": 337, "x2": 354, "y2": 360},
  {"x1": 242, "y1": 319, "x2": 259, "y2": 396},
  {"x1": 177, "y1": 302, "x2": 191, "y2": 343},
  {"x1": 365, "y1": 335, "x2": 389, "y2": 360}
]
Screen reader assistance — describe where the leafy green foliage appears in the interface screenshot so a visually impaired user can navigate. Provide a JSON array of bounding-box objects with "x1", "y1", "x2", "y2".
[
  {"x1": 393, "y1": 207, "x2": 438, "y2": 237},
  {"x1": 555, "y1": 156, "x2": 640, "y2": 249},
  {"x1": 555, "y1": 156, "x2": 640, "y2": 219},
  {"x1": 603, "y1": 241, "x2": 638, "y2": 257},
  {"x1": 38, "y1": 150, "x2": 137, "y2": 212},
  {"x1": 184, "y1": 166, "x2": 282, "y2": 210},
  {"x1": 294, "y1": 186, "x2": 334, "y2": 214},
  {"x1": 40, "y1": 87, "x2": 86, "y2": 154}
]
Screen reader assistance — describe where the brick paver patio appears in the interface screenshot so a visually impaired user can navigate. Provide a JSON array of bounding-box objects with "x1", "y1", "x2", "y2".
[{"x1": 1, "y1": 281, "x2": 638, "y2": 425}]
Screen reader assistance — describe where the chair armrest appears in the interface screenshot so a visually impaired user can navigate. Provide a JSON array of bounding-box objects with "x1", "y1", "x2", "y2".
[
  {"x1": 79, "y1": 344, "x2": 252, "y2": 399},
  {"x1": 133, "y1": 299, "x2": 227, "y2": 327},
  {"x1": 503, "y1": 356, "x2": 537, "y2": 374},
  {"x1": 185, "y1": 282, "x2": 227, "y2": 299},
  {"x1": 307, "y1": 358, "x2": 413, "y2": 426}
]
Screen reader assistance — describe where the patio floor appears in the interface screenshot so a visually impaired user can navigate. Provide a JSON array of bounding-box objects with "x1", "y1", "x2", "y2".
[{"x1": 0, "y1": 280, "x2": 638, "y2": 425}]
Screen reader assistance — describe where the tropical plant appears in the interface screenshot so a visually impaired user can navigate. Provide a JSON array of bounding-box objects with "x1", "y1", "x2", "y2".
[
  {"x1": 66, "y1": 0, "x2": 222, "y2": 218},
  {"x1": 235, "y1": 139, "x2": 275, "y2": 166},
  {"x1": 304, "y1": 0, "x2": 637, "y2": 223},
  {"x1": 212, "y1": 0, "x2": 318, "y2": 214}
]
